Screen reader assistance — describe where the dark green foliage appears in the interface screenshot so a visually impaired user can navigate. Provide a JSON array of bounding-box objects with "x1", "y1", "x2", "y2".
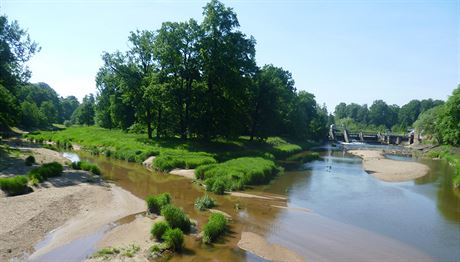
[
  {"x1": 160, "y1": 204, "x2": 191, "y2": 233},
  {"x1": 194, "y1": 194, "x2": 216, "y2": 211},
  {"x1": 71, "y1": 161, "x2": 101, "y2": 175},
  {"x1": 196, "y1": 157, "x2": 279, "y2": 194},
  {"x1": 286, "y1": 151, "x2": 320, "y2": 162},
  {"x1": 151, "y1": 221, "x2": 171, "y2": 240},
  {"x1": 203, "y1": 213, "x2": 227, "y2": 244},
  {"x1": 162, "y1": 228, "x2": 184, "y2": 252},
  {"x1": 0, "y1": 176, "x2": 29, "y2": 196},
  {"x1": 71, "y1": 94, "x2": 95, "y2": 125},
  {"x1": 145, "y1": 193, "x2": 171, "y2": 214},
  {"x1": 25, "y1": 155, "x2": 35, "y2": 166},
  {"x1": 27, "y1": 162, "x2": 63, "y2": 182}
]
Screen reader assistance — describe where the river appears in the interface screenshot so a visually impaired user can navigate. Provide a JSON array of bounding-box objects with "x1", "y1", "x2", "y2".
[{"x1": 62, "y1": 145, "x2": 459, "y2": 261}]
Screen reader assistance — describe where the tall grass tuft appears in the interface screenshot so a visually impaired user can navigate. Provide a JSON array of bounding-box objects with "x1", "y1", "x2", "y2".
[
  {"x1": 203, "y1": 213, "x2": 227, "y2": 244},
  {"x1": 194, "y1": 194, "x2": 216, "y2": 211},
  {"x1": 0, "y1": 176, "x2": 29, "y2": 196},
  {"x1": 160, "y1": 204, "x2": 191, "y2": 233},
  {"x1": 195, "y1": 157, "x2": 279, "y2": 194},
  {"x1": 71, "y1": 161, "x2": 102, "y2": 175},
  {"x1": 162, "y1": 228, "x2": 184, "y2": 252},
  {"x1": 146, "y1": 193, "x2": 171, "y2": 214}
]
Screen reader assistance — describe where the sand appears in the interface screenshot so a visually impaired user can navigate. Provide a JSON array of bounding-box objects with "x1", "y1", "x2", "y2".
[
  {"x1": 238, "y1": 232, "x2": 306, "y2": 262},
  {"x1": 229, "y1": 191, "x2": 287, "y2": 201},
  {"x1": 348, "y1": 150, "x2": 429, "y2": 182},
  {"x1": 0, "y1": 168, "x2": 145, "y2": 261}
]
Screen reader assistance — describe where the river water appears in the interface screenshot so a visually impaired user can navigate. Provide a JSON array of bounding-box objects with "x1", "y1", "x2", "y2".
[{"x1": 64, "y1": 146, "x2": 459, "y2": 261}]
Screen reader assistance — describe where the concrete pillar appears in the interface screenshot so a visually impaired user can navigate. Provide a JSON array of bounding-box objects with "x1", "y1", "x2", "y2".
[
  {"x1": 359, "y1": 132, "x2": 364, "y2": 142},
  {"x1": 344, "y1": 129, "x2": 350, "y2": 143}
]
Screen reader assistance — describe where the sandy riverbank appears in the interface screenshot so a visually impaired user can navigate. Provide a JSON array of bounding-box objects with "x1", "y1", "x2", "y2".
[
  {"x1": 0, "y1": 169, "x2": 145, "y2": 261},
  {"x1": 348, "y1": 150, "x2": 429, "y2": 182},
  {"x1": 238, "y1": 232, "x2": 306, "y2": 262}
]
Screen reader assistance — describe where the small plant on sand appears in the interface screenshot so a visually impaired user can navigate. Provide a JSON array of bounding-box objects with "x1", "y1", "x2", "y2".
[
  {"x1": 203, "y1": 213, "x2": 227, "y2": 244},
  {"x1": 24, "y1": 155, "x2": 35, "y2": 166},
  {"x1": 162, "y1": 228, "x2": 184, "y2": 252},
  {"x1": 121, "y1": 244, "x2": 140, "y2": 257},
  {"x1": 151, "y1": 221, "x2": 171, "y2": 240},
  {"x1": 160, "y1": 204, "x2": 191, "y2": 233},
  {"x1": 0, "y1": 176, "x2": 30, "y2": 196},
  {"x1": 71, "y1": 161, "x2": 101, "y2": 175},
  {"x1": 194, "y1": 194, "x2": 216, "y2": 211},
  {"x1": 146, "y1": 193, "x2": 171, "y2": 214},
  {"x1": 91, "y1": 247, "x2": 120, "y2": 259}
]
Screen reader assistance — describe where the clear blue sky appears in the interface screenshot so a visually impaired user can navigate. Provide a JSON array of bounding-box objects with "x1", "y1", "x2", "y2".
[{"x1": 1, "y1": 0, "x2": 459, "y2": 112}]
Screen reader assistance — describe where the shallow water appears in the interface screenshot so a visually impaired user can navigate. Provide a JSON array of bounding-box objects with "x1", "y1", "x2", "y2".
[{"x1": 42, "y1": 147, "x2": 460, "y2": 261}]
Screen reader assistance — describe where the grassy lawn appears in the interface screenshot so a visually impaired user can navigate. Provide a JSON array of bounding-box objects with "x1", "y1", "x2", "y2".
[{"x1": 24, "y1": 126, "x2": 307, "y2": 191}]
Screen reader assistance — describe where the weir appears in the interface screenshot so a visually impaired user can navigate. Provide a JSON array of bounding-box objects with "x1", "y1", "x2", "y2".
[{"x1": 328, "y1": 125, "x2": 412, "y2": 145}]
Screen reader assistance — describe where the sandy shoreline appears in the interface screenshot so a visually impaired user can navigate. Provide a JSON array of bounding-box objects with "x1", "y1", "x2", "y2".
[
  {"x1": 348, "y1": 150, "x2": 429, "y2": 182},
  {"x1": 238, "y1": 232, "x2": 306, "y2": 262},
  {"x1": 0, "y1": 168, "x2": 145, "y2": 261}
]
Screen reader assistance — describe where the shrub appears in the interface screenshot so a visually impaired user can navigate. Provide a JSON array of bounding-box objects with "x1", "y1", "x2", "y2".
[
  {"x1": 151, "y1": 221, "x2": 171, "y2": 240},
  {"x1": 27, "y1": 162, "x2": 63, "y2": 182},
  {"x1": 25, "y1": 155, "x2": 35, "y2": 166},
  {"x1": 203, "y1": 213, "x2": 227, "y2": 244},
  {"x1": 162, "y1": 228, "x2": 184, "y2": 252},
  {"x1": 91, "y1": 247, "x2": 120, "y2": 259},
  {"x1": 63, "y1": 120, "x2": 72, "y2": 127},
  {"x1": 197, "y1": 157, "x2": 279, "y2": 194},
  {"x1": 194, "y1": 194, "x2": 216, "y2": 211},
  {"x1": 71, "y1": 161, "x2": 101, "y2": 175},
  {"x1": 146, "y1": 193, "x2": 171, "y2": 214},
  {"x1": 0, "y1": 176, "x2": 29, "y2": 196},
  {"x1": 161, "y1": 204, "x2": 191, "y2": 233}
]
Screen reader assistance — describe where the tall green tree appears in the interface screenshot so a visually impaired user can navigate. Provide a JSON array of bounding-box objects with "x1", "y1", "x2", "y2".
[
  {"x1": 0, "y1": 15, "x2": 40, "y2": 128},
  {"x1": 72, "y1": 94, "x2": 95, "y2": 125},
  {"x1": 438, "y1": 85, "x2": 460, "y2": 145}
]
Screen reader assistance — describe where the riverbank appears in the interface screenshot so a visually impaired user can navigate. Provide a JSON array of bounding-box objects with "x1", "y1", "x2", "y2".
[{"x1": 348, "y1": 150, "x2": 429, "y2": 182}]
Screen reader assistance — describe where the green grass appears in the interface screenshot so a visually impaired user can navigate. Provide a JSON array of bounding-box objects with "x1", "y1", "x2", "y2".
[
  {"x1": 71, "y1": 161, "x2": 101, "y2": 175},
  {"x1": 286, "y1": 151, "x2": 320, "y2": 162},
  {"x1": 27, "y1": 162, "x2": 63, "y2": 183},
  {"x1": 153, "y1": 150, "x2": 216, "y2": 171},
  {"x1": 194, "y1": 194, "x2": 216, "y2": 211},
  {"x1": 195, "y1": 157, "x2": 280, "y2": 194},
  {"x1": 146, "y1": 193, "x2": 171, "y2": 214},
  {"x1": 0, "y1": 176, "x2": 29, "y2": 196},
  {"x1": 24, "y1": 127, "x2": 304, "y2": 173},
  {"x1": 151, "y1": 221, "x2": 171, "y2": 240},
  {"x1": 91, "y1": 247, "x2": 120, "y2": 258},
  {"x1": 160, "y1": 204, "x2": 191, "y2": 233},
  {"x1": 203, "y1": 213, "x2": 227, "y2": 244},
  {"x1": 423, "y1": 146, "x2": 460, "y2": 190},
  {"x1": 162, "y1": 228, "x2": 184, "y2": 252}
]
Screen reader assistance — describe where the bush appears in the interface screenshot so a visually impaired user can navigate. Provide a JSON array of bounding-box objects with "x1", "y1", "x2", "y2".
[
  {"x1": 146, "y1": 193, "x2": 171, "y2": 214},
  {"x1": 161, "y1": 204, "x2": 191, "y2": 233},
  {"x1": 27, "y1": 162, "x2": 63, "y2": 182},
  {"x1": 162, "y1": 228, "x2": 184, "y2": 252},
  {"x1": 0, "y1": 176, "x2": 29, "y2": 196},
  {"x1": 454, "y1": 174, "x2": 460, "y2": 190},
  {"x1": 196, "y1": 157, "x2": 279, "y2": 194},
  {"x1": 203, "y1": 213, "x2": 227, "y2": 244},
  {"x1": 194, "y1": 194, "x2": 216, "y2": 211},
  {"x1": 71, "y1": 161, "x2": 101, "y2": 175},
  {"x1": 151, "y1": 221, "x2": 171, "y2": 240},
  {"x1": 25, "y1": 155, "x2": 35, "y2": 166},
  {"x1": 63, "y1": 120, "x2": 72, "y2": 127}
]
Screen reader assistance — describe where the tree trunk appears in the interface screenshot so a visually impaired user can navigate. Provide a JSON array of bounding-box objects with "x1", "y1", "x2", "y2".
[
  {"x1": 156, "y1": 106, "x2": 162, "y2": 140},
  {"x1": 146, "y1": 109, "x2": 153, "y2": 140}
]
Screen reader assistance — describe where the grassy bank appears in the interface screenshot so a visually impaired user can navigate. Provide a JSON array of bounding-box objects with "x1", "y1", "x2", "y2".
[
  {"x1": 423, "y1": 146, "x2": 460, "y2": 189},
  {"x1": 195, "y1": 157, "x2": 280, "y2": 194},
  {"x1": 24, "y1": 126, "x2": 305, "y2": 167}
]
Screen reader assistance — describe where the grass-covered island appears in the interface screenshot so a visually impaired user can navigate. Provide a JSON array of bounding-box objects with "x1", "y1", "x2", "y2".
[{"x1": 25, "y1": 126, "x2": 319, "y2": 194}]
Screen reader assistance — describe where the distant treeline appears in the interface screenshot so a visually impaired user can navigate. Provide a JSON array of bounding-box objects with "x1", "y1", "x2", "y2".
[
  {"x1": 93, "y1": 0, "x2": 328, "y2": 141},
  {"x1": 333, "y1": 85, "x2": 459, "y2": 147},
  {"x1": 333, "y1": 99, "x2": 444, "y2": 133}
]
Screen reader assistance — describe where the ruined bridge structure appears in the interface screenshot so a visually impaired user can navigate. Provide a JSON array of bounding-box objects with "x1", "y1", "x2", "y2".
[{"x1": 328, "y1": 125, "x2": 417, "y2": 145}]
